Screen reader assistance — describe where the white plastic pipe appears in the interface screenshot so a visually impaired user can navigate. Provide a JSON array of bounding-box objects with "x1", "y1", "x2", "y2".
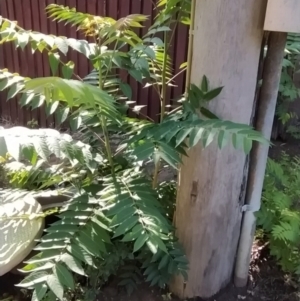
[{"x1": 234, "y1": 31, "x2": 287, "y2": 287}]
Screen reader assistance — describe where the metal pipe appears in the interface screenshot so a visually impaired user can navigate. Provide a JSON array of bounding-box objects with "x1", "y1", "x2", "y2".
[{"x1": 234, "y1": 31, "x2": 287, "y2": 287}]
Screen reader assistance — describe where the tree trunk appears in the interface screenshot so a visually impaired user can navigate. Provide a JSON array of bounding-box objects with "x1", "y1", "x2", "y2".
[{"x1": 170, "y1": 0, "x2": 267, "y2": 298}]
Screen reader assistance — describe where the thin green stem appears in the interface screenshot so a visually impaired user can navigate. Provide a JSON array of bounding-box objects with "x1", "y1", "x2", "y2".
[
  {"x1": 166, "y1": 11, "x2": 181, "y2": 52},
  {"x1": 103, "y1": 39, "x2": 119, "y2": 84},
  {"x1": 159, "y1": 8, "x2": 183, "y2": 121},
  {"x1": 101, "y1": 115, "x2": 115, "y2": 178},
  {"x1": 153, "y1": 30, "x2": 169, "y2": 189},
  {"x1": 168, "y1": 105, "x2": 182, "y2": 116},
  {"x1": 160, "y1": 31, "x2": 168, "y2": 122},
  {"x1": 167, "y1": 67, "x2": 187, "y2": 85},
  {"x1": 97, "y1": 58, "x2": 115, "y2": 179},
  {"x1": 152, "y1": 157, "x2": 160, "y2": 189},
  {"x1": 185, "y1": 0, "x2": 196, "y2": 96},
  {"x1": 86, "y1": 125, "x2": 105, "y2": 145}
]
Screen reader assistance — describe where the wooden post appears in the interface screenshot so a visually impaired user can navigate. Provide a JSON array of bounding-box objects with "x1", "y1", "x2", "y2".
[{"x1": 170, "y1": 0, "x2": 267, "y2": 299}]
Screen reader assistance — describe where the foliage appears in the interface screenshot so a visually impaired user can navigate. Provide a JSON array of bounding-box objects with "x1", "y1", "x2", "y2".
[
  {"x1": 0, "y1": 127, "x2": 101, "y2": 192},
  {"x1": 286, "y1": 124, "x2": 300, "y2": 140},
  {"x1": 257, "y1": 154, "x2": 300, "y2": 275},
  {"x1": 276, "y1": 33, "x2": 300, "y2": 135},
  {"x1": 0, "y1": 2, "x2": 268, "y2": 300},
  {"x1": 156, "y1": 0, "x2": 191, "y2": 25}
]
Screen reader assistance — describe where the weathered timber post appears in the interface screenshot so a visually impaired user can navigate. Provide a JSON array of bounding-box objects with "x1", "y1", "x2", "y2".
[{"x1": 170, "y1": 0, "x2": 267, "y2": 298}]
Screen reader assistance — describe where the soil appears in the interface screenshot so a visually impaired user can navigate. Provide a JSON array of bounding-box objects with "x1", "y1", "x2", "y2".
[
  {"x1": 97, "y1": 243, "x2": 300, "y2": 301},
  {"x1": 1, "y1": 241, "x2": 299, "y2": 301},
  {"x1": 1, "y1": 137, "x2": 300, "y2": 301}
]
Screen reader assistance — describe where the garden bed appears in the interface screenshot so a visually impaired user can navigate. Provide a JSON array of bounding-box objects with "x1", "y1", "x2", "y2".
[
  {"x1": 1, "y1": 136, "x2": 299, "y2": 301},
  {"x1": 0, "y1": 241, "x2": 298, "y2": 301}
]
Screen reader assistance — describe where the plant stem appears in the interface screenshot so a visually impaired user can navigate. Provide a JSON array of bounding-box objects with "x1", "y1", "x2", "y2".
[
  {"x1": 153, "y1": 30, "x2": 169, "y2": 189},
  {"x1": 103, "y1": 40, "x2": 119, "y2": 84},
  {"x1": 152, "y1": 158, "x2": 160, "y2": 189},
  {"x1": 160, "y1": 31, "x2": 168, "y2": 123},
  {"x1": 167, "y1": 67, "x2": 187, "y2": 85},
  {"x1": 101, "y1": 116, "x2": 115, "y2": 176},
  {"x1": 97, "y1": 58, "x2": 115, "y2": 178},
  {"x1": 185, "y1": 0, "x2": 196, "y2": 96}
]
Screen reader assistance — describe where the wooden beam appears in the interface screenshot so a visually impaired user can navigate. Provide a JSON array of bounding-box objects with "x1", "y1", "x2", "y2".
[
  {"x1": 264, "y1": 0, "x2": 300, "y2": 33},
  {"x1": 170, "y1": 0, "x2": 267, "y2": 298}
]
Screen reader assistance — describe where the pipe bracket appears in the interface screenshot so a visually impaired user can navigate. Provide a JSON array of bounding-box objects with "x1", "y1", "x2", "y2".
[{"x1": 241, "y1": 204, "x2": 260, "y2": 212}]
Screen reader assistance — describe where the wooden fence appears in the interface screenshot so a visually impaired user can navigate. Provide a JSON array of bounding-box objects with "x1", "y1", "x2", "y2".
[{"x1": 0, "y1": 0, "x2": 188, "y2": 127}]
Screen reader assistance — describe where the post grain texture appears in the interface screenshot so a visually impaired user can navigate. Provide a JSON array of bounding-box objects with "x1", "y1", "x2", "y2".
[{"x1": 170, "y1": 0, "x2": 267, "y2": 298}]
